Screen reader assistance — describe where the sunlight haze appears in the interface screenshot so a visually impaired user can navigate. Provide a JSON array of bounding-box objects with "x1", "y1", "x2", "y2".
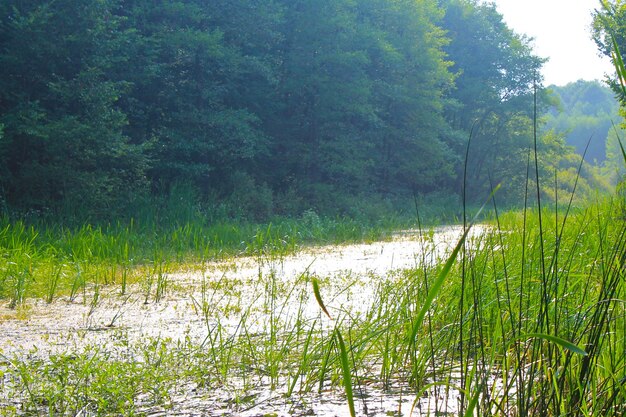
[{"x1": 484, "y1": 0, "x2": 615, "y2": 86}]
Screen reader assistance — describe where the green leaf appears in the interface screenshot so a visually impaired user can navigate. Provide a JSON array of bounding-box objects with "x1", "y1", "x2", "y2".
[
  {"x1": 311, "y1": 276, "x2": 332, "y2": 320},
  {"x1": 523, "y1": 333, "x2": 588, "y2": 356},
  {"x1": 618, "y1": 138, "x2": 626, "y2": 165},
  {"x1": 463, "y1": 387, "x2": 481, "y2": 417},
  {"x1": 611, "y1": 35, "x2": 626, "y2": 99},
  {"x1": 335, "y1": 329, "x2": 356, "y2": 417}
]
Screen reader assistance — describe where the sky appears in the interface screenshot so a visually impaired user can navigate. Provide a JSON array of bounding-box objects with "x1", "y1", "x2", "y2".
[{"x1": 482, "y1": 0, "x2": 615, "y2": 86}]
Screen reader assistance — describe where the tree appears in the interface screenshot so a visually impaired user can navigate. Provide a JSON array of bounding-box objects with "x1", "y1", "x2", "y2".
[
  {"x1": 594, "y1": 0, "x2": 626, "y2": 193},
  {"x1": 363, "y1": 0, "x2": 456, "y2": 196},
  {"x1": 440, "y1": 0, "x2": 546, "y2": 203},
  {"x1": 268, "y1": 0, "x2": 456, "y2": 208},
  {"x1": 544, "y1": 80, "x2": 621, "y2": 164},
  {"x1": 0, "y1": 0, "x2": 149, "y2": 217},
  {"x1": 2, "y1": 0, "x2": 602, "y2": 219},
  {"x1": 112, "y1": 0, "x2": 277, "y2": 194},
  {"x1": 265, "y1": 0, "x2": 376, "y2": 206},
  {"x1": 593, "y1": 0, "x2": 626, "y2": 107}
]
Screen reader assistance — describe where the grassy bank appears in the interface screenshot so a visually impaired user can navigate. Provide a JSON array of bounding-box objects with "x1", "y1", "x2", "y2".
[
  {"x1": 0, "y1": 207, "x2": 429, "y2": 306},
  {"x1": 1, "y1": 193, "x2": 624, "y2": 416}
]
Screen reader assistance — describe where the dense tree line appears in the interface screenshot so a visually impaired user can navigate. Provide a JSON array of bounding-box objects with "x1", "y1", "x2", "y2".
[{"x1": 0, "y1": 0, "x2": 601, "y2": 221}]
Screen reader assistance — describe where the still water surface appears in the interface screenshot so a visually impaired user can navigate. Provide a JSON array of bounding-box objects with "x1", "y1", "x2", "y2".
[{"x1": 1, "y1": 225, "x2": 486, "y2": 416}]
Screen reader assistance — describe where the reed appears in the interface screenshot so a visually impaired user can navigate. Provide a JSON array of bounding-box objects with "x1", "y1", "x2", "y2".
[
  {"x1": 2, "y1": 195, "x2": 624, "y2": 416},
  {"x1": 0, "y1": 210, "x2": 410, "y2": 306}
]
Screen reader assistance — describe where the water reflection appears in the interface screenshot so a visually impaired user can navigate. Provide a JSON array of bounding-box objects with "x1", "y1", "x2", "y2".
[{"x1": 0, "y1": 225, "x2": 487, "y2": 416}]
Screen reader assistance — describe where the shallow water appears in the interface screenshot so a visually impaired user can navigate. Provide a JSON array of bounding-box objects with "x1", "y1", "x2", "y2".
[{"x1": 0, "y1": 225, "x2": 486, "y2": 416}]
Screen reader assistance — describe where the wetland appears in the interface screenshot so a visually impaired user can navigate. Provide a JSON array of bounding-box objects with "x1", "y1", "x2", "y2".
[
  {"x1": 1, "y1": 226, "x2": 480, "y2": 416},
  {"x1": 1, "y1": 204, "x2": 624, "y2": 416}
]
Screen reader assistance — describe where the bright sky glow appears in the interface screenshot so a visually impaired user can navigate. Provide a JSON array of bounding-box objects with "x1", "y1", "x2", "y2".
[{"x1": 483, "y1": 0, "x2": 615, "y2": 86}]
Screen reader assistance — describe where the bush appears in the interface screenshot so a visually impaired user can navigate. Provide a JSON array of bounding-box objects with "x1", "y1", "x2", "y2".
[{"x1": 227, "y1": 172, "x2": 274, "y2": 222}]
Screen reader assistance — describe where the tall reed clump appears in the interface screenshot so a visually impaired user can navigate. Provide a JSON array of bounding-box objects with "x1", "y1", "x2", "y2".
[
  {"x1": 431, "y1": 76, "x2": 626, "y2": 414},
  {"x1": 460, "y1": 199, "x2": 626, "y2": 416},
  {"x1": 0, "y1": 211, "x2": 395, "y2": 306},
  {"x1": 0, "y1": 221, "x2": 37, "y2": 307}
]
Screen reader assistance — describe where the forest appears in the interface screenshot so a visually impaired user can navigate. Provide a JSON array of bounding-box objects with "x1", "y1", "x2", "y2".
[
  {"x1": 2, "y1": 1, "x2": 626, "y2": 416},
  {"x1": 543, "y1": 80, "x2": 624, "y2": 188},
  {"x1": 0, "y1": 0, "x2": 617, "y2": 223}
]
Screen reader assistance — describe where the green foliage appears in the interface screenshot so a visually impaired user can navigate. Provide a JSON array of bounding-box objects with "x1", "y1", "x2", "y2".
[
  {"x1": 115, "y1": 0, "x2": 273, "y2": 192},
  {"x1": 0, "y1": 0, "x2": 150, "y2": 218},
  {"x1": 2, "y1": 338, "x2": 177, "y2": 415},
  {"x1": 0, "y1": 0, "x2": 600, "y2": 223},
  {"x1": 0, "y1": 0, "x2": 589, "y2": 219},
  {"x1": 545, "y1": 81, "x2": 621, "y2": 162},
  {"x1": 594, "y1": 1, "x2": 626, "y2": 192},
  {"x1": 226, "y1": 172, "x2": 274, "y2": 222},
  {"x1": 439, "y1": 0, "x2": 550, "y2": 204},
  {"x1": 593, "y1": 0, "x2": 626, "y2": 107}
]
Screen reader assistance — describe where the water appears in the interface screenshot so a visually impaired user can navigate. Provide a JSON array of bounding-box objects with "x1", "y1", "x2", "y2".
[{"x1": 0, "y1": 225, "x2": 486, "y2": 416}]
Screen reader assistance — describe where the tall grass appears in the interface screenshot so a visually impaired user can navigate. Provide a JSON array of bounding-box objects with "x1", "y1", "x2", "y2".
[
  {"x1": 2, "y1": 194, "x2": 625, "y2": 415},
  {"x1": 0, "y1": 211, "x2": 414, "y2": 305}
]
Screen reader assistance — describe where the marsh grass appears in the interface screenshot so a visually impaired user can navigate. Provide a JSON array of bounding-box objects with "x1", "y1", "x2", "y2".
[
  {"x1": 1, "y1": 198, "x2": 624, "y2": 416},
  {"x1": 0, "y1": 212, "x2": 409, "y2": 307}
]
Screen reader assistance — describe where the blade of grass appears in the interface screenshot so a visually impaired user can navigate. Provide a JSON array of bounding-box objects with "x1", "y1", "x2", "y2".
[
  {"x1": 611, "y1": 35, "x2": 626, "y2": 98},
  {"x1": 311, "y1": 276, "x2": 332, "y2": 320},
  {"x1": 521, "y1": 333, "x2": 588, "y2": 356},
  {"x1": 463, "y1": 386, "x2": 481, "y2": 417},
  {"x1": 407, "y1": 184, "x2": 501, "y2": 348},
  {"x1": 335, "y1": 328, "x2": 356, "y2": 417}
]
